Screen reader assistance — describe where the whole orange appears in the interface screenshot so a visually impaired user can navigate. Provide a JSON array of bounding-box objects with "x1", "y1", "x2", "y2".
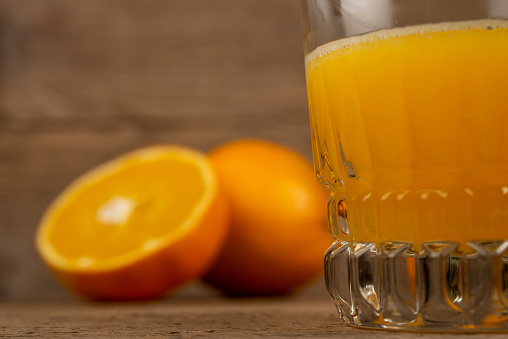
[{"x1": 203, "y1": 139, "x2": 330, "y2": 296}]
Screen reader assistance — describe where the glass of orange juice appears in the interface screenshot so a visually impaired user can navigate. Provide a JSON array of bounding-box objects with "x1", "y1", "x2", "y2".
[{"x1": 301, "y1": 0, "x2": 508, "y2": 332}]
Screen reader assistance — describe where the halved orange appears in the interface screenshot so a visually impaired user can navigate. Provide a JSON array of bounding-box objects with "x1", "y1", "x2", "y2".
[{"x1": 36, "y1": 145, "x2": 229, "y2": 301}]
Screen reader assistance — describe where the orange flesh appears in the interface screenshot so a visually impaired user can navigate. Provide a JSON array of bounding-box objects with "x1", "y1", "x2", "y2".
[
  {"x1": 44, "y1": 154, "x2": 206, "y2": 262},
  {"x1": 305, "y1": 20, "x2": 508, "y2": 244}
]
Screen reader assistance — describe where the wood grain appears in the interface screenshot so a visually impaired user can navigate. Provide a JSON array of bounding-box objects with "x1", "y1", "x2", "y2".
[
  {"x1": 4, "y1": 298, "x2": 505, "y2": 338},
  {"x1": 0, "y1": 0, "x2": 316, "y2": 300}
]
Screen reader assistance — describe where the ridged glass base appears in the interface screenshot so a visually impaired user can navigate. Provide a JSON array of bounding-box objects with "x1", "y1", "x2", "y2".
[{"x1": 325, "y1": 240, "x2": 508, "y2": 332}]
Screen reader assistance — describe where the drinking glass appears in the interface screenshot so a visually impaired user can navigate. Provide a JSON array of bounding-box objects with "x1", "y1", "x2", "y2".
[{"x1": 301, "y1": 0, "x2": 508, "y2": 332}]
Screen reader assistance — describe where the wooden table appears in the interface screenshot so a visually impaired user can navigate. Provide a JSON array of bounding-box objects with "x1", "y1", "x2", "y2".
[{"x1": 2, "y1": 296, "x2": 507, "y2": 338}]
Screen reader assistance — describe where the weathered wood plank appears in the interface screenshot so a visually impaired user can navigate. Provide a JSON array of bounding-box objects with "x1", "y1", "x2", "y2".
[
  {"x1": 0, "y1": 0, "x2": 318, "y2": 300},
  {"x1": 2, "y1": 299, "x2": 505, "y2": 338}
]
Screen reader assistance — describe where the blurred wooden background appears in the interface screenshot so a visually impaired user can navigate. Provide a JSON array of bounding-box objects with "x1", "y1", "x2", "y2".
[{"x1": 0, "y1": 0, "x2": 321, "y2": 301}]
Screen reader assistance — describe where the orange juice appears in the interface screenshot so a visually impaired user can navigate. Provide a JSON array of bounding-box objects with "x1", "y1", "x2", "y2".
[{"x1": 305, "y1": 20, "x2": 508, "y2": 245}]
